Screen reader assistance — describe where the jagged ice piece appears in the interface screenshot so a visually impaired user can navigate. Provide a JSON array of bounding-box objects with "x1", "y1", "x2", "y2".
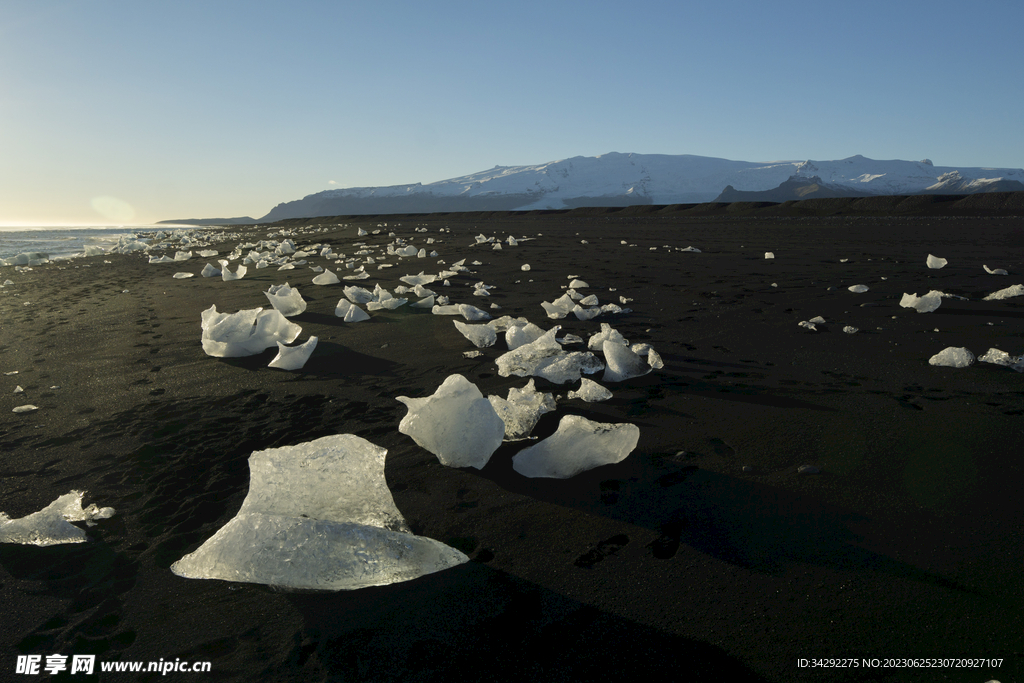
[{"x1": 512, "y1": 415, "x2": 639, "y2": 479}]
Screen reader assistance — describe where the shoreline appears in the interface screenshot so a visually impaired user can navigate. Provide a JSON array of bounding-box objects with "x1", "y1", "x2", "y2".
[{"x1": 2, "y1": 210, "x2": 1022, "y2": 681}]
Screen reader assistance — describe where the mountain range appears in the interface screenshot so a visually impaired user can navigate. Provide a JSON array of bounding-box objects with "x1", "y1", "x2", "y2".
[{"x1": 161, "y1": 153, "x2": 1024, "y2": 224}]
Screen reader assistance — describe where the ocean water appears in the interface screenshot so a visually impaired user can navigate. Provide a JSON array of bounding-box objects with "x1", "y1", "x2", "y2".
[{"x1": 0, "y1": 225, "x2": 196, "y2": 262}]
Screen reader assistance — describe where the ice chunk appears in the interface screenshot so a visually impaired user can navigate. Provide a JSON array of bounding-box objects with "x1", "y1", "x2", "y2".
[
  {"x1": 983, "y1": 265, "x2": 1008, "y2": 275},
  {"x1": 512, "y1": 415, "x2": 639, "y2": 479},
  {"x1": 268, "y1": 337, "x2": 318, "y2": 370},
  {"x1": 312, "y1": 269, "x2": 341, "y2": 285},
  {"x1": 200, "y1": 305, "x2": 302, "y2": 357},
  {"x1": 487, "y1": 379, "x2": 556, "y2": 440},
  {"x1": 982, "y1": 284, "x2": 1024, "y2": 301},
  {"x1": 265, "y1": 283, "x2": 307, "y2": 317},
  {"x1": 506, "y1": 322, "x2": 546, "y2": 350},
  {"x1": 218, "y1": 260, "x2": 247, "y2": 281},
  {"x1": 568, "y1": 278, "x2": 589, "y2": 289},
  {"x1": 367, "y1": 297, "x2": 407, "y2": 311},
  {"x1": 847, "y1": 285, "x2": 869, "y2": 293},
  {"x1": 579, "y1": 294, "x2": 599, "y2": 306},
  {"x1": 588, "y1": 323, "x2": 628, "y2": 350},
  {"x1": 978, "y1": 348, "x2": 1023, "y2": 369},
  {"x1": 572, "y1": 305, "x2": 602, "y2": 321},
  {"x1": 764, "y1": 252, "x2": 774, "y2": 259},
  {"x1": 798, "y1": 321, "x2": 817, "y2": 331},
  {"x1": 400, "y1": 272, "x2": 437, "y2": 286},
  {"x1": 809, "y1": 316, "x2": 826, "y2": 324},
  {"x1": 174, "y1": 250, "x2": 193, "y2": 261},
  {"x1": 496, "y1": 328, "x2": 604, "y2": 384},
  {"x1": 458, "y1": 304, "x2": 490, "y2": 321},
  {"x1": 629, "y1": 344, "x2": 663, "y2": 369},
  {"x1": 521, "y1": 264, "x2": 531, "y2": 271},
  {"x1": 396, "y1": 374, "x2": 505, "y2": 469},
  {"x1": 343, "y1": 285, "x2": 374, "y2": 304},
  {"x1": 0, "y1": 490, "x2": 114, "y2": 546},
  {"x1": 900, "y1": 291, "x2": 942, "y2": 313},
  {"x1": 928, "y1": 347, "x2": 974, "y2": 368},
  {"x1": 541, "y1": 293, "x2": 575, "y2": 319},
  {"x1": 453, "y1": 320, "x2": 497, "y2": 348},
  {"x1": 486, "y1": 315, "x2": 529, "y2": 333},
  {"x1": 170, "y1": 434, "x2": 468, "y2": 589},
  {"x1": 172, "y1": 272, "x2": 194, "y2": 279},
  {"x1": 12, "y1": 405, "x2": 38, "y2": 413},
  {"x1": 568, "y1": 378, "x2": 613, "y2": 402},
  {"x1": 410, "y1": 295, "x2": 435, "y2": 309},
  {"x1": 335, "y1": 300, "x2": 370, "y2": 322},
  {"x1": 926, "y1": 254, "x2": 947, "y2": 269},
  {"x1": 602, "y1": 340, "x2": 653, "y2": 382},
  {"x1": 843, "y1": 326, "x2": 858, "y2": 334}
]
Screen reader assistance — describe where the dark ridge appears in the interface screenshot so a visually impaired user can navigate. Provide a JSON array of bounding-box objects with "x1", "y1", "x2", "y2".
[{"x1": 250, "y1": 190, "x2": 1024, "y2": 228}]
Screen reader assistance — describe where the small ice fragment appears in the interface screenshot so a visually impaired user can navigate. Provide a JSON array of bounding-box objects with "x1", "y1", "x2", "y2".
[
  {"x1": 12, "y1": 405, "x2": 38, "y2": 413},
  {"x1": 463, "y1": 350, "x2": 483, "y2": 358},
  {"x1": 521, "y1": 264, "x2": 531, "y2": 271},
  {"x1": 0, "y1": 490, "x2": 114, "y2": 546},
  {"x1": 572, "y1": 304, "x2": 601, "y2": 321},
  {"x1": 983, "y1": 265, "x2": 1008, "y2": 275},
  {"x1": 843, "y1": 326, "x2": 858, "y2": 334},
  {"x1": 579, "y1": 294, "x2": 599, "y2": 306},
  {"x1": 410, "y1": 295, "x2": 435, "y2": 309},
  {"x1": 218, "y1": 260, "x2": 247, "y2": 281},
  {"x1": 268, "y1": 337, "x2": 318, "y2": 370},
  {"x1": 506, "y1": 322, "x2": 546, "y2": 350},
  {"x1": 808, "y1": 316, "x2": 826, "y2": 324},
  {"x1": 4, "y1": 371, "x2": 18, "y2": 375},
  {"x1": 568, "y1": 279, "x2": 589, "y2": 289},
  {"x1": 764, "y1": 252, "x2": 774, "y2": 259},
  {"x1": 798, "y1": 321, "x2": 817, "y2": 331},
  {"x1": 13, "y1": 385, "x2": 23, "y2": 393},
  {"x1": 797, "y1": 465, "x2": 820, "y2": 475},
  {"x1": 458, "y1": 304, "x2": 490, "y2": 321},
  {"x1": 397, "y1": 374, "x2": 505, "y2": 469},
  {"x1": 558, "y1": 333, "x2": 584, "y2": 345},
  {"x1": 173, "y1": 272, "x2": 194, "y2": 279},
  {"x1": 900, "y1": 291, "x2": 942, "y2": 313},
  {"x1": 602, "y1": 340, "x2": 652, "y2": 382},
  {"x1": 170, "y1": 434, "x2": 467, "y2": 589},
  {"x1": 453, "y1": 321, "x2": 497, "y2": 348},
  {"x1": 928, "y1": 347, "x2": 974, "y2": 368},
  {"x1": 512, "y1": 415, "x2": 639, "y2": 479},
  {"x1": 982, "y1": 284, "x2": 1024, "y2": 301},
  {"x1": 265, "y1": 283, "x2": 307, "y2": 317},
  {"x1": 926, "y1": 254, "x2": 947, "y2": 269},
  {"x1": 978, "y1": 348, "x2": 1022, "y2": 368},
  {"x1": 588, "y1": 323, "x2": 628, "y2": 350},
  {"x1": 487, "y1": 379, "x2": 556, "y2": 440},
  {"x1": 848, "y1": 285, "x2": 869, "y2": 293},
  {"x1": 312, "y1": 269, "x2": 340, "y2": 285},
  {"x1": 568, "y1": 378, "x2": 613, "y2": 402}
]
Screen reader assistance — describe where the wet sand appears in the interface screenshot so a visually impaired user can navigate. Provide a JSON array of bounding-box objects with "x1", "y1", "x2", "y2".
[{"x1": 1, "y1": 204, "x2": 1022, "y2": 682}]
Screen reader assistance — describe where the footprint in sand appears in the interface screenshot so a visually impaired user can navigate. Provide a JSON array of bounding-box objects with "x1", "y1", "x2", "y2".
[
  {"x1": 574, "y1": 534, "x2": 629, "y2": 568},
  {"x1": 648, "y1": 519, "x2": 685, "y2": 560}
]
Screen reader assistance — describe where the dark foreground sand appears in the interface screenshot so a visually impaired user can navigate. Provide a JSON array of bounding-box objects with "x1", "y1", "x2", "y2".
[{"x1": 1, "y1": 204, "x2": 1022, "y2": 682}]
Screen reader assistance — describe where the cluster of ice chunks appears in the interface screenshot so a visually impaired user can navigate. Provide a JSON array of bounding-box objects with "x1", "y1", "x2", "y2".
[
  {"x1": 170, "y1": 434, "x2": 468, "y2": 590},
  {"x1": 0, "y1": 491, "x2": 114, "y2": 546},
  {"x1": 979, "y1": 348, "x2": 1024, "y2": 371},
  {"x1": 396, "y1": 375, "x2": 506, "y2": 469},
  {"x1": 335, "y1": 299, "x2": 370, "y2": 322},
  {"x1": 496, "y1": 328, "x2": 605, "y2": 384},
  {"x1": 264, "y1": 283, "x2": 307, "y2": 317},
  {"x1": 900, "y1": 291, "x2": 943, "y2": 313},
  {"x1": 1, "y1": 252, "x2": 49, "y2": 266},
  {"x1": 928, "y1": 347, "x2": 974, "y2": 368},
  {"x1": 200, "y1": 305, "x2": 302, "y2": 358},
  {"x1": 512, "y1": 415, "x2": 639, "y2": 479}
]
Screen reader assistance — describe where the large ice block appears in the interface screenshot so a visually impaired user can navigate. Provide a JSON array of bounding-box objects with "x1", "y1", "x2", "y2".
[
  {"x1": 200, "y1": 305, "x2": 302, "y2": 357},
  {"x1": 602, "y1": 340, "x2": 652, "y2": 382},
  {"x1": 512, "y1": 415, "x2": 639, "y2": 478},
  {"x1": 900, "y1": 291, "x2": 942, "y2": 313},
  {"x1": 265, "y1": 283, "x2": 307, "y2": 317},
  {"x1": 453, "y1": 321, "x2": 497, "y2": 348},
  {"x1": 171, "y1": 434, "x2": 468, "y2": 589},
  {"x1": 496, "y1": 327, "x2": 604, "y2": 384},
  {"x1": 396, "y1": 374, "x2": 505, "y2": 469},
  {"x1": 928, "y1": 347, "x2": 974, "y2": 368},
  {"x1": 487, "y1": 379, "x2": 556, "y2": 440}
]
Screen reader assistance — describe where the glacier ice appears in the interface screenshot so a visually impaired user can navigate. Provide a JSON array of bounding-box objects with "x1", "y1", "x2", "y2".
[
  {"x1": 847, "y1": 285, "x2": 869, "y2": 293},
  {"x1": 602, "y1": 340, "x2": 652, "y2": 382},
  {"x1": 572, "y1": 305, "x2": 602, "y2": 321},
  {"x1": 172, "y1": 272, "x2": 194, "y2": 279},
  {"x1": 978, "y1": 348, "x2": 1024, "y2": 371},
  {"x1": 983, "y1": 265, "x2": 1008, "y2": 275},
  {"x1": 12, "y1": 405, "x2": 38, "y2": 413},
  {"x1": 568, "y1": 378, "x2": 613, "y2": 402},
  {"x1": 900, "y1": 291, "x2": 942, "y2": 313},
  {"x1": 458, "y1": 304, "x2": 491, "y2": 321},
  {"x1": 453, "y1": 321, "x2": 497, "y2": 348},
  {"x1": 928, "y1": 347, "x2": 974, "y2": 368},
  {"x1": 312, "y1": 269, "x2": 341, "y2": 285},
  {"x1": 170, "y1": 434, "x2": 468, "y2": 589},
  {"x1": 0, "y1": 491, "x2": 114, "y2": 546},
  {"x1": 487, "y1": 379, "x2": 556, "y2": 440},
  {"x1": 496, "y1": 327, "x2": 604, "y2": 384},
  {"x1": 200, "y1": 305, "x2": 302, "y2": 357},
  {"x1": 506, "y1": 322, "x2": 546, "y2": 350},
  {"x1": 568, "y1": 279, "x2": 589, "y2": 289},
  {"x1": 265, "y1": 283, "x2": 307, "y2": 317},
  {"x1": 512, "y1": 415, "x2": 639, "y2": 479},
  {"x1": 218, "y1": 260, "x2": 247, "y2": 281},
  {"x1": 335, "y1": 299, "x2": 371, "y2": 322},
  {"x1": 396, "y1": 374, "x2": 505, "y2": 469},
  {"x1": 268, "y1": 337, "x2": 318, "y2": 370},
  {"x1": 588, "y1": 323, "x2": 628, "y2": 351},
  {"x1": 982, "y1": 284, "x2": 1024, "y2": 301},
  {"x1": 541, "y1": 293, "x2": 575, "y2": 319},
  {"x1": 926, "y1": 254, "x2": 948, "y2": 269},
  {"x1": 400, "y1": 272, "x2": 437, "y2": 286}
]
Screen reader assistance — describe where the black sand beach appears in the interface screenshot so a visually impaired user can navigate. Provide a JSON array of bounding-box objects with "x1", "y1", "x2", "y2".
[{"x1": 2, "y1": 201, "x2": 1023, "y2": 682}]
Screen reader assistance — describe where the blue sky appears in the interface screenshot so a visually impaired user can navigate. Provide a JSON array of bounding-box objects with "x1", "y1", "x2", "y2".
[{"x1": 2, "y1": 0, "x2": 1022, "y2": 225}]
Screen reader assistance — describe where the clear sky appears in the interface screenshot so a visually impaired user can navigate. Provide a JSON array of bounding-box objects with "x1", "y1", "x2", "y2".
[{"x1": 2, "y1": 0, "x2": 1022, "y2": 226}]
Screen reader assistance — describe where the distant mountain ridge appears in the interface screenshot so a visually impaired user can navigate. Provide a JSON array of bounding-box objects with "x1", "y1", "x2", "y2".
[{"x1": 162, "y1": 153, "x2": 1024, "y2": 223}]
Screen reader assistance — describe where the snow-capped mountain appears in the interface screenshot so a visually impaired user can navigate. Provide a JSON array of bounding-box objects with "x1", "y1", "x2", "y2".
[{"x1": 257, "y1": 153, "x2": 1024, "y2": 221}]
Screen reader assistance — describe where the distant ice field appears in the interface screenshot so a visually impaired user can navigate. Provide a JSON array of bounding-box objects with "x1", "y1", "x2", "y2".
[{"x1": 0, "y1": 226, "x2": 189, "y2": 261}]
